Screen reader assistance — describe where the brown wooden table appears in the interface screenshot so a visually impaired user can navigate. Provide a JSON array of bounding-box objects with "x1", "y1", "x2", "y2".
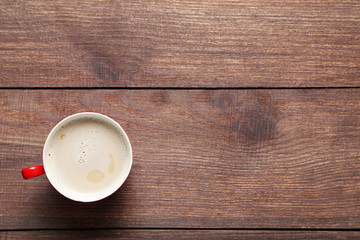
[{"x1": 1, "y1": 1, "x2": 360, "y2": 239}]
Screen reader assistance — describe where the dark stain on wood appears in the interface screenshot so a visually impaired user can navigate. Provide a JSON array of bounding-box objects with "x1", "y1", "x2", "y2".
[
  {"x1": 212, "y1": 91, "x2": 234, "y2": 110},
  {"x1": 212, "y1": 90, "x2": 277, "y2": 144},
  {"x1": 236, "y1": 103, "x2": 277, "y2": 144},
  {"x1": 150, "y1": 91, "x2": 170, "y2": 106},
  {"x1": 90, "y1": 52, "x2": 120, "y2": 83}
]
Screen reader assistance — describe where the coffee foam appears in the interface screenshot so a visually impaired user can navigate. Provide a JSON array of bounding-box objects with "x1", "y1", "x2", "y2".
[{"x1": 44, "y1": 117, "x2": 130, "y2": 199}]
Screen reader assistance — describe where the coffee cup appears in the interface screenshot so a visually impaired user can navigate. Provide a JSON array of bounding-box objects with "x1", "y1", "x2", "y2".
[{"x1": 22, "y1": 112, "x2": 133, "y2": 202}]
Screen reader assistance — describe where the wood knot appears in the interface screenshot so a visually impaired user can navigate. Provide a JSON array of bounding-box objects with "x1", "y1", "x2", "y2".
[
  {"x1": 212, "y1": 91, "x2": 234, "y2": 110},
  {"x1": 150, "y1": 91, "x2": 170, "y2": 106},
  {"x1": 90, "y1": 53, "x2": 119, "y2": 82},
  {"x1": 211, "y1": 91, "x2": 278, "y2": 145},
  {"x1": 236, "y1": 104, "x2": 277, "y2": 144}
]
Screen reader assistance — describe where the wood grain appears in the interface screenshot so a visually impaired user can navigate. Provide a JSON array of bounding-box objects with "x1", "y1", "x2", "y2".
[
  {"x1": 0, "y1": 89, "x2": 359, "y2": 229},
  {"x1": 1, "y1": 230, "x2": 360, "y2": 240},
  {"x1": 1, "y1": 0, "x2": 359, "y2": 87}
]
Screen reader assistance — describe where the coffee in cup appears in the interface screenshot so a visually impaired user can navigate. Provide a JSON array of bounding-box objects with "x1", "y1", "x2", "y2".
[{"x1": 22, "y1": 112, "x2": 132, "y2": 202}]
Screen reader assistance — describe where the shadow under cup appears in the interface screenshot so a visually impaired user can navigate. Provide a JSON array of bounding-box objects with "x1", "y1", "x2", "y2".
[{"x1": 43, "y1": 112, "x2": 132, "y2": 202}]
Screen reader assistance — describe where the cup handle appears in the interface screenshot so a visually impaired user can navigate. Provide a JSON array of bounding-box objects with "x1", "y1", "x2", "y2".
[{"x1": 22, "y1": 165, "x2": 45, "y2": 180}]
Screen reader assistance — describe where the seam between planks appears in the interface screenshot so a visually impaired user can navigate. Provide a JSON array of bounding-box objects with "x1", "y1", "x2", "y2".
[
  {"x1": 0, "y1": 228, "x2": 360, "y2": 232},
  {"x1": 0, "y1": 87, "x2": 360, "y2": 90}
]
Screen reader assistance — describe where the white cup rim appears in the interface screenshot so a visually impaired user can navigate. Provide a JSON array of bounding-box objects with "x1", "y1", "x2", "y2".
[{"x1": 42, "y1": 112, "x2": 133, "y2": 202}]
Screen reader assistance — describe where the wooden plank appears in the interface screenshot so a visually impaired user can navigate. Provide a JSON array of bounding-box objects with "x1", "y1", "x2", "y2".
[
  {"x1": 0, "y1": 89, "x2": 360, "y2": 229},
  {"x1": 0, "y1": 0, "x2": 359, "y2": 88},
  {"x1": 1, "y1": 230, "x2": 360, "y2": 240}
]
